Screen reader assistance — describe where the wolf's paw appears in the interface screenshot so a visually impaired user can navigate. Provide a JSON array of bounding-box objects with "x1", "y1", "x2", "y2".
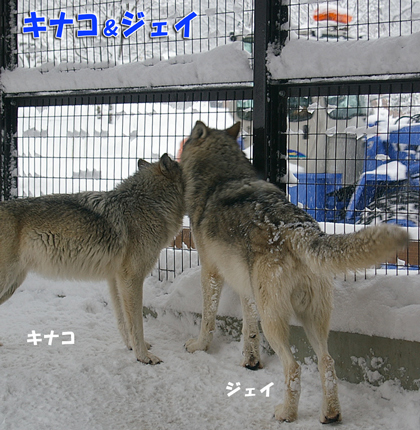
[
  {"x1": 241, "y1": 356, "x2": 263, "y2": 371},
  {"x1": 185, "y1": 338, "x2": 208, "y2": 353},
  {"x1": 320, "y1": 399, "x2": 341, "y2": 424},
  {"x1": 274, "y1": 404, "x2": 298, "y2": 423},
  {"x1": 320, "y1": 412, "x2": 341, "y2": 424},
  {"x1": 137, "y1": 352, "x2": 162, "y2": 365}
]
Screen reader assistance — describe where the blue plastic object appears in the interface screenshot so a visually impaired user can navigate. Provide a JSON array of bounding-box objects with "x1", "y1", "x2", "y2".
[
  {"x1": 288, "y1": 173, "x2": 342, "y2": 222},
  {"x1": 345, "y1": 173, "x2": 389, "y2": 222}
]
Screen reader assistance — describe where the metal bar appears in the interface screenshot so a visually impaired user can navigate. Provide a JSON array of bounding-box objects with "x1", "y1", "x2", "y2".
[
  {"x1": 276, "y1": 76, "x2": 420, "y2": 97},
  {"x1": 0, "y1": 98, "x2": 18, "y2": 200},
  {"x1": 268, "y1": 84, "x2": 287, "y2": 189},
  {"x1": 252, "y1": 0, "x2": 270, "y2": 179},
  {"x1": 5, "y1": 85, "x2": 254, "y2": 108},
  {"x1": 253, "y1": 0, "x2": 286, "y2": 188},
  {"x1": 0, "y1": 0, "x2": 18, "y2": 200},
  {"x1": 0, "y1": 0, "x2": 17, "y2": 70}
]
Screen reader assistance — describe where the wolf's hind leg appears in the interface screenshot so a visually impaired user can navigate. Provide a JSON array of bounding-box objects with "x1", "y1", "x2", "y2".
[
  {"x1": 240, "y1": 295, "x2": 262, "y2": 370},
  {"x1": 298, "y1": 314, "x2": 341, "y2": 423},
  {"x1": 0, "y1": 270, "x2": 27, "y2": 346},
  {"x1": 0, "y1": 270, "x2": 27, "y2": 306},
  {"x1": 294, "y1": 280, "x2": 341, "y2": 424},
  {"x1": 260, "y1": 313, "x2": 301, "y2": 423},
  {"x1": 185, "y1": 264, "x2": 223, "y2": 353},
  {"x1": 253, "y1": 274, "x2": 301, "y2": 422}
]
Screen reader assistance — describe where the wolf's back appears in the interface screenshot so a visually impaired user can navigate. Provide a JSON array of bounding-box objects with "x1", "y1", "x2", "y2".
[{"x1": 295, "y1": 223, "x2": 409, "y2": 273}]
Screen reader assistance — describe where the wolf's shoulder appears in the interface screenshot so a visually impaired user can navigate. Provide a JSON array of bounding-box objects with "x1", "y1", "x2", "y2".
[
  {"x1": 212, "y1": 179, "x2": 285, "y2": 206},
  {"x1": 211, "y1": 178, "x2": 317, "y2": 227}
]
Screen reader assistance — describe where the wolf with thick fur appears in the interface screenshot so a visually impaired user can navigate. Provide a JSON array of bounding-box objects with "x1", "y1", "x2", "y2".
[
  {"x1": 181, "y1": 121, "x2": 409, "y2": 423},
  {"x1": 0, "y1": 154, "x2": 184, "y2": 364}
]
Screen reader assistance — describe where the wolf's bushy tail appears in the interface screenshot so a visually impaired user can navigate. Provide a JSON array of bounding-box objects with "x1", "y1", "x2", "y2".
[{"x1": 299, "y1": 224, "x2": 409, "y2": 274}]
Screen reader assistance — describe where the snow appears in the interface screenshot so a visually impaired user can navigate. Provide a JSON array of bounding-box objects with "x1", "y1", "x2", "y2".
[
  {"x1": 1, "y1": 271, "x2": 420, "y2": 430},
  {"x1": 332, "y1": 274, "x2": 420, "y2": 342},
  {"x1": 2, "y1": 43, "x2": 252, "y2": 94},
  {"x1": 11, "y1": 21, "x2": 420, "y2": 91},
  {"x1": 267, "y1": 31, "x2": 420, "y2": 80},
  {"x1": 146, "y1": 263, "x2": 420, "y2": 343},
  {"x1": 363, "y1": 160, "x2": 408, "y2": 182}
]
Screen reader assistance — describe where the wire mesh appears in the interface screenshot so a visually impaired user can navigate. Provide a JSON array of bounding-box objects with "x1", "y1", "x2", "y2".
[
  {"x1": 285, "y1": 84, "x2": 420, "y2": 274},
  {"x1": 15, "y1": 90, "x2": 253, "y2": 280},
  {"x1": 288, "y1": 0, "x2": 420, "y2": 41},
  {"x1": 17, "y1": 0, "x2": 254, "y2": 68},
  {"x1": 9, "y1": 0, "x2": 420, "y2": 278}
]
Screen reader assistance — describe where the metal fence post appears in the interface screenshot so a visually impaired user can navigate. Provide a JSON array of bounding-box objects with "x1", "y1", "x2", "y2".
[
  {"x1": 253, "y1": 0, "x2": 288, "y2": 190},
  {"x1": 0, "y1": 0, "x2": 18, "y2": 200},
  {"x1": 252, "y1": 0, "x2": 269, "y2": 180},
  {"x1": 0, "y1": 98, "x2": 18, "y2": 200}
]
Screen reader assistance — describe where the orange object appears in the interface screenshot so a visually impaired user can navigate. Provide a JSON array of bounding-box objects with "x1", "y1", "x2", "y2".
[
  {"x1": 176, "y1": 137, "x2": 188, "y2": 161},
  {"x1": 313, "y1": 8, "x2": 352, "y2": 24}
]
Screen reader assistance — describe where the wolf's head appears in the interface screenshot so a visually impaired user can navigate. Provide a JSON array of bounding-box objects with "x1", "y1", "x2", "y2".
[
  {"x1": 181, "y1": 121, "x2": 241, "y2": 159},
  {"x1": 137, "y1": 153, "x2": 182, "y2": 181},
  {"x1": 180, "y1": 121, "x2": 260, "y2": 217},
  {"x1": 125, "y1": 153, "x2": 185, "y2": 221},
  {"x1": 190, "y1": 120, "x2": 241, "y2": 142},
  {"x1": 118, "y1": 153, "x2": 184, "y2": 206}
]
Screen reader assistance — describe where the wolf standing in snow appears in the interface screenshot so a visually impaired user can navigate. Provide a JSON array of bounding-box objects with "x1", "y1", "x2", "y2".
[
  {"x1": 181, "y1": 121, "x2": 408, "y2": 423},
  {"x1": 0, "y1": 154, "x2": 184, "y2": 364}
]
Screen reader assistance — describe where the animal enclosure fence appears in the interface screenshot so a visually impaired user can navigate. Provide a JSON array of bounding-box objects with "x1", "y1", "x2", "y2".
[
  {"x1": 1, "y1": 0, "x2": 420, "y2": 279},
  {"x1": 253, "y1": 0, "x2": 420, "y2": 276}
]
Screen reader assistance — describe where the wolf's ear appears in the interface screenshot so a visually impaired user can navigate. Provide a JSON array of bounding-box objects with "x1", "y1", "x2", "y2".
[
  {"x1": 138, "y1": 159, "x2": 150, "y2": 169},
  {"x1": 159, "y1": 153, "x2": 176, "y2": 177},
  {"x1": 190, "y1": 121, "x2": 208, "y2": 140},
  {"x1": 226, "y1": 122, "x2": 241, "y2": 139}
]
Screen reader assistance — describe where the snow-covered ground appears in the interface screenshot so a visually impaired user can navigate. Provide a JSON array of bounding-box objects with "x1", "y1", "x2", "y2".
[
  {"x1": 1, "y1": 270, "x2": 420, "y2": 430},
  {"x1": 147, "y1": 264, "x2": 420, "y2": 343}
]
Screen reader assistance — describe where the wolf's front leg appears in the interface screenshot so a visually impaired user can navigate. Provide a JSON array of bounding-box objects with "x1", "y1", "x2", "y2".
[
  {"x1": 185, "y1": 265, "x2": 223, "y2": 353},
  {"x1": 108, "y1": 277, "x2": 131, "y2": 350},
  {"x1": 116, "y1": 271, "x2": 161, "y2": 364}
]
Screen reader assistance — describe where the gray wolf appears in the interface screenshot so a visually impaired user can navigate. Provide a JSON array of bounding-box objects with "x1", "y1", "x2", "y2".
[
  {"x1": 181, "y1": 121, "x2": 409, "y2": 423},
  {"x1": 0, "y1": 154, "x2": 184, "y2": 364}
]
